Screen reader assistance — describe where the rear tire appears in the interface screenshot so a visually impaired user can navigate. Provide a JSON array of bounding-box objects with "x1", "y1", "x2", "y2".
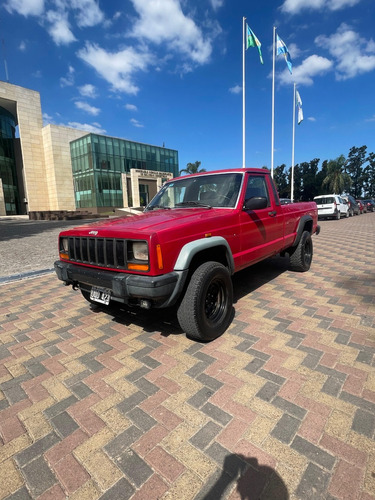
[
  {"x1": 336, "y1": 210, "x2": 340, "y2": 220},
  {"x1": 177, "y1": 262, "x2": 233, "y2": 341},
  {"x1": 289, "y1": 231, "x2": 313, "y2": 272}
]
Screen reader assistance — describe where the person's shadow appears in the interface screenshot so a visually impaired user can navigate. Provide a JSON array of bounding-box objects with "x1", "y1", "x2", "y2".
[{"x1": 198, "y1": 454, "x2": 289, "y2": 500}]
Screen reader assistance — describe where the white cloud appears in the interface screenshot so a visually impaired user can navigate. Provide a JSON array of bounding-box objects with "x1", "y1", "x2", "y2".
[
  {"x1": 210, "y1": 0, "x2": 224, "y2": 9},
  {"x1": 130, "y1": 118, "x2": 144, "y2": 128},
  {"x1": 129, "y1": 0, "x2": 213, "y2": 65},
  {"x1": 77, "y1": 42, "x2": 152, "y2": 94},
  {"x1": 288, "y1": 43, "x2": 302, "y2": 60},
  {"x1": 4, "y1": 0, "x2": 44, "y2": 17},
  {"x1": 42, "y1": 112, "x2": 53, "y2": 125},
  {"x1": 308, "y1": 117, "x2": 317, "y2": 122},
  {"x1": 229, "y1": 85, "x2": 242, "y2": 94},
  {"x1": 6, "y1": 0, "x2": 104, "y2": 45},
  {"x1": 125, "y1": 104, "x2": 138, "y2": 111},
  {"x1": 365, "y1": 115, "x2": 375, "y2": 122},
  {"x1": 75, "y1": 101, "x2": 100, "y2": 116},
  {"x1": 328, "y1": 0, "x2": 360, "y2": 10},
  {"x1": 70, "y1": 0, "x2": 105, "y2": 28},
  {"x1": 281, "y1": 0, "x2": 360, "y2": 14},
  {"x1": 315, "y1": 24, "x2": 375, "y2": 80},
  {"x1": 19, "y1": 41, "x2": 26, "y2": 51},
  {"x1": 67, "y1": 122, "x2": 106, "y2": 134},
  {"x1": 45, "y1": 9, "x2": 77, "y2": 45},
  {"x1": 78, "y1": 84, "x2": 98, "y2": 98},
  {"x1": 60, "y1": 65, "x2": 75, "y2": 87},
  {"x1": 279, "y1": 54, "x2": 333, "y2": 85}
]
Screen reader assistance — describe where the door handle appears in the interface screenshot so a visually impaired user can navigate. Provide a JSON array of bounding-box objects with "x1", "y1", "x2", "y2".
[{"x1": 268, "y1": 211, "x2": 277, "y2": 217}]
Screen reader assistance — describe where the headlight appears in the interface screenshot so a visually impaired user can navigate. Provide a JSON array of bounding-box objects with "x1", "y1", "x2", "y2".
[
  {"x1": 61, "y1": 237, "x2": 69, "y2": 252},
  {"x1": 128, "y1": 241, "x2": 149, "y2": 271},
  {"x1": 59, "y1": 237, "x2": 69, "y2": 259},
  {"x1": 131, "y1": 241, "x2": 148, "y2": 261},
  {"x1": 127, "y1": 241, "x2": 149, "y2": 271}
]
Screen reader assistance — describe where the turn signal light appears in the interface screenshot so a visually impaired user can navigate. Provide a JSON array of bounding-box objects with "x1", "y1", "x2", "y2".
[
  {"x1": 156, "y1": 244, "x2": 163, "y2": 270},
  {"x1": 128, "y1": 263, "x2": 149, "y2": 271}
]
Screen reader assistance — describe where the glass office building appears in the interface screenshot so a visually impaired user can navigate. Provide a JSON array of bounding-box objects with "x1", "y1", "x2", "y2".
[
  {"x1": 0, "y1": 106, "x2": 19, "y2": 215},
  {"x1": 70, "y1": 134, "x2": 179, "y2": 209}
]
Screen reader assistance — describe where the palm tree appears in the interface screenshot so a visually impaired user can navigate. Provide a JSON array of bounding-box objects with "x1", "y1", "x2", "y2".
[
  {"x1": 179, "y1": 161, "x2": 206, "y2": 175},
  {"x1": 322, "y1": 155, "x2": 351, "y2": 194}
]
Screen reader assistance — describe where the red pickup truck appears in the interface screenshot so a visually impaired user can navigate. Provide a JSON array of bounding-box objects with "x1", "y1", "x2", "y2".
[{"x1": 54, "y1": 168, "x2": 319, "y2": 341}]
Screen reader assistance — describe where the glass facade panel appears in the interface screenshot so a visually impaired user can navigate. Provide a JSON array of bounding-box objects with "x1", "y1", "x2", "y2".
[
  {"x1": 0, "y1": 106, "x2": 19, "y2": 215},
  {"x1": 70, "y1": 133, "x2": 178, "y2": 209}
]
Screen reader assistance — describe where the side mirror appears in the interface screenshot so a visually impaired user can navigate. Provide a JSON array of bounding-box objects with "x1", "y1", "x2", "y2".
[{"x1": 243, "y1": 196, "x2": 268, "y2": 210}]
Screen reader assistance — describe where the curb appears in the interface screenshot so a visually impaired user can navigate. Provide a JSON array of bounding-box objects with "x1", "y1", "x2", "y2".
[{"x1": 0, "y1": 268, "x2": 55, "y2": 285}]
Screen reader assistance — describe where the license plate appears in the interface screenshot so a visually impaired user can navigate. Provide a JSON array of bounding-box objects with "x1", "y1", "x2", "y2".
[{"x1": 90, "y1": 287, "x2": 111, "y2": 305}]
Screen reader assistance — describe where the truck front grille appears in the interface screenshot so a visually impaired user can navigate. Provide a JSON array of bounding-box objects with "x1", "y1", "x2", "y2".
[{"x1": 67, "y1": 237, "x2": 127, "y2": 269}]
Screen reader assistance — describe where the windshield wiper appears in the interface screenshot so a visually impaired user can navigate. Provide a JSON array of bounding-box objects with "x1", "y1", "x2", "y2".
[
  {"x1": 175, "y1": 201, "x2": 212, "y2": 208},
  {"x1": 147, "y1": 205, "x2": 171, "y2": 211}
]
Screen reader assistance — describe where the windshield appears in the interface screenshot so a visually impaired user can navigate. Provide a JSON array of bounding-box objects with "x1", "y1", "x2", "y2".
[{"x1": 145, "y1": 172, "x2": 243, "y2": 210}]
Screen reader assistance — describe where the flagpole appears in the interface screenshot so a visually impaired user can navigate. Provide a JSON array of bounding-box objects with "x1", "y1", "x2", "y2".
[
  {"x1": 291, "y1": 82, "x2": 296, "y2": 201},
  {"x1": 271, "y1": 26, "x2": 276, "y2": 178},
  {"x1": 242, "y1": 17, "x2": 246, "y2": 168}
]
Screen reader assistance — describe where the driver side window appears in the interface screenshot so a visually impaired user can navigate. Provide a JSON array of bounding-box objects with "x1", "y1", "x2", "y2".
[{"x1": 245, "y1": 176, "x2": 270, "y2": 206}]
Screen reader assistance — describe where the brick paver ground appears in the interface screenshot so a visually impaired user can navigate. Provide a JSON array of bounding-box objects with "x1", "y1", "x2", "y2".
[{"x1": 0, "y1": 214, "x2": 374, "y2": 499}]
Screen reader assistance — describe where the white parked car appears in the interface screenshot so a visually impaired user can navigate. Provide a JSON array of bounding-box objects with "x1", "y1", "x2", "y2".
[{"x1": 313, "y1": 194, "x2": 349, "y2": 220}]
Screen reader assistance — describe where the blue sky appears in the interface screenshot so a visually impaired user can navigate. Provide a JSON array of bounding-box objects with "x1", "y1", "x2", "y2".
[{"x1": 1, "y1": 0, "x2": 375, "y2": 173}]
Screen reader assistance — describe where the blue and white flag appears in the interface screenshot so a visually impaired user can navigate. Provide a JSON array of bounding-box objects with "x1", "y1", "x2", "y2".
[{"x1": 277, "y1": 34, "x2": 292, "y2": 74}]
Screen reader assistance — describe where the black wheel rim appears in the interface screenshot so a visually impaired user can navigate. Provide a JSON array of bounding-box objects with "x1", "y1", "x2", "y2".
[{"x1": 204, "y1": 279, "x2": 226, "y2": 323}]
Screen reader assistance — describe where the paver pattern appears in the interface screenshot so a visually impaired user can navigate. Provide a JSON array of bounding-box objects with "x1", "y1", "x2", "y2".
[{"x1": 0, "y1": 214, "x2": 375, "y2": 499}]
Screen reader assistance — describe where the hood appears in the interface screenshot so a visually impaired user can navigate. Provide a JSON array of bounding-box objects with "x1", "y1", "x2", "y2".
[{"x1": 60, "y1": 208, "x2": 232, "y2": 237}]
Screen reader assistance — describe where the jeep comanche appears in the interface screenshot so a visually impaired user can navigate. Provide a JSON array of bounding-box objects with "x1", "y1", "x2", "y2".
[{"x1": 54, "y1": 168, "x2": 320, "y2": 341}]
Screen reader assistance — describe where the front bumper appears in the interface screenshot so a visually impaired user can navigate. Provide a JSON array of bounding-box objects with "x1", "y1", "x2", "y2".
[{"x1": 54, "y1": 260, "x2": 188, "y2": 308}]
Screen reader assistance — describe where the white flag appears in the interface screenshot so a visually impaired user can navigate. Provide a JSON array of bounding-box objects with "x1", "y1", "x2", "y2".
[
  {"x1": 296, "y1": 90, "x2": 302, "y2": 107},
  {"x1": 297, "y1": 106, "x2": 303, "y2": 125},
  {"x1": 296, "y1": 90, "x2": 303, "y2": 124}
]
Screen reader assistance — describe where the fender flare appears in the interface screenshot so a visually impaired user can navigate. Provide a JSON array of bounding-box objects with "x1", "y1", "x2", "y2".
[
  {"x1": 174, "y1": 236, "x2": 235, "y2": 274},
  {"x1": 292, "y1": 215, "x2": 313, "y2": 247}
]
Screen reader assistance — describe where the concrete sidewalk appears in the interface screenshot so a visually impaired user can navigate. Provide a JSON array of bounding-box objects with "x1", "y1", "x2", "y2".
[{"x1": 0, "y1": 214, "x2": 374, "y2": 499}]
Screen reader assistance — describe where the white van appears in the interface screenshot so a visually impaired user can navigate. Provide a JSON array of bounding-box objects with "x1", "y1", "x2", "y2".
[{"x1": 313, "y1": 195, "x2": 349, "y2": 220}]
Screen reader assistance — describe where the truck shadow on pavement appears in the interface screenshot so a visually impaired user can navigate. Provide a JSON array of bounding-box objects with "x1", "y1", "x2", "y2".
[
  {"x1": 232, "y1": 255, "x2": 290, "y2": 304},
  {"x1": 86, "y1": 255, "x2": 291, "y2": 340},
  {"x1": 197, "y1": 454, "x2": 289, "y2": 500}
]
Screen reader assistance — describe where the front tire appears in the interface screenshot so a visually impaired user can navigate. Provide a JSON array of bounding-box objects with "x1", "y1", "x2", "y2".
[
  {"x1": 289, "y1": 231, "x2": 313, "y2": 272},
  {"x1": 177, "y1": 262, "x2": 233, "y2": 341}
]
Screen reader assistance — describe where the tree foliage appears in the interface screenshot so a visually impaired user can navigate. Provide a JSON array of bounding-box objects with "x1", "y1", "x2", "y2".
[
  {"x1": 322, "y1": 155, "x2": 351, "y2": 194},
  {"x1": 179, "y1": 161, "x2": 206, "y2": 175},
  {"x1": 277, "y1": 145, "x2": 373, "y2": 201}
]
